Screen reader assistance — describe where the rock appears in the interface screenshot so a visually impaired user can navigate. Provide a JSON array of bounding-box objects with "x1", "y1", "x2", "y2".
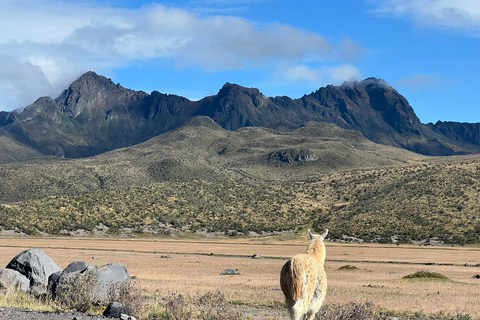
[
  {"x1": 47, "y1": 271, "x2": 62, "y2": 295},
  {"x1": 6, "y1": 248, "x2": 62, "y2": 287},
  {"x1": 0, "y1": 267, "x2": 30, "y2": 292},
  {"x1": 64, "y1": 261, "x2": 89, "y2": 274},
  {"x1": 50, "y1": 262, "x2": 130, "y2": 305},
  {"x1": 267, "y1": 148, "x2": 318, "y2": 164},
  {"x1": 220, "y1": 269, "x2": 240, "y2": 275},
  {"x1": 160, "y1": 254, "x2": 171, "y2": 258},
  {"x1": 251, "y1": 254, "x2": 261, "y2": 259},
  {"x1": 92, "y1": 263, "x2": 130, "y2": 303},
  {"x1": 103, "y1": 301, "x2": 125, "y2": 318}
]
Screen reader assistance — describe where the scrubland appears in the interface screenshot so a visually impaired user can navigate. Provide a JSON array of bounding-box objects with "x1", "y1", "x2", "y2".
[{"x1": 0, "y1": 237, "x2": 478, "y2": 319}]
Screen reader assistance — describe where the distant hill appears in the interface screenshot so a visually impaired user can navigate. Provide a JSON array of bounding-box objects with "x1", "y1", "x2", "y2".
[
  {"x1": 0, "y1": 71, "x2": 479, "y2": 162},
  {"x1": 0, "y1": 117, "x2": 424, "y2": 203},
  {"x1": 0, "y1": 119, "x2": 478, "y2": 243},
  {"x1": 1, "y1": 114, "x2": 479, "y2": 244}
]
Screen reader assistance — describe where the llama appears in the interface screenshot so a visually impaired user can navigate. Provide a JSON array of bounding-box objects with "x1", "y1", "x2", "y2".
[{"x1": 280, "y1": 229, "x2": 328, "y2": 320}]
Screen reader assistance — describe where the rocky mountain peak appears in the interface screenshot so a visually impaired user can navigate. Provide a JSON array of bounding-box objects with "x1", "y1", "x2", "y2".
[
  {"x1": 217, "y1": 82, "x2": 264, "y2": 99},
  {"x1": 56, "y1": 71, "x2": 147, "y2": 119},
  {"x1": 1, "y1": 71, "x2": 479, "y2": 160}
]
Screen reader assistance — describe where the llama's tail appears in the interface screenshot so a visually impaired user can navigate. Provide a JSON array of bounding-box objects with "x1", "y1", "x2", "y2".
[{"x1": 280, "y1": 258, "x2": 302, "y2": 301}]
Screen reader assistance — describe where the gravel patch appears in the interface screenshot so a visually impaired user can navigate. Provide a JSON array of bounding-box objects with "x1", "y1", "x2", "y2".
[{"x1": 0, "y1": 307, "x2": 103, "y2": 320}]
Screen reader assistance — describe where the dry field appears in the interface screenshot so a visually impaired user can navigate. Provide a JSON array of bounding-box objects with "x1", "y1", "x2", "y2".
[{"x1": 0, "y1": 236, "x2": 479, "y2": 318}]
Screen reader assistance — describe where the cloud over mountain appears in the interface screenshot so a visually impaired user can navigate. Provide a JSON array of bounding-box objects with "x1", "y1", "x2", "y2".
[{"x1": 0, "y1": 0, "x2": 362, "y2": 111}]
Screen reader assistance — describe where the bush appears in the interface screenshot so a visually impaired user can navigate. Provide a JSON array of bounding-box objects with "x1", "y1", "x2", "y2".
[
  {"x1": 163, "y1": 291, "x2": 241, "y2": 320},
  {"x1": 164, "y1": 293, "x2": 194, "y2": 320},
  {"x1": 107, "y1": 279, "x2": 144, "y2": 317},
  {"x1": 54, "y1": 270, "x2": 96, "y2": 312},
  {"x1": 194, "y1": 290, "x2": 241, "y2": 320},
  {"x1": 319, "y1": 302, "x2": 375, "y2": 320},
  {"x1": 402, "y1": 270, "x2": 450, "y2": 281},
  {"x1": 338, "y1": 265, "x2": 360, "y2": 271}
]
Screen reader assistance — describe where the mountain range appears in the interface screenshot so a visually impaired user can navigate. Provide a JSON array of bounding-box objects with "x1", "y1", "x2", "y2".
[{"x1": 0, "y1": 71, "x2": 479, "y2": 163}]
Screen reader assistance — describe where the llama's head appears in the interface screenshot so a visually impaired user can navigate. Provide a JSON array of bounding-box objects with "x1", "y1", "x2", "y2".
[
  {"x1": 306, "y1": 229, "x2": 328, "y2": 257},
  {"x1": 308, "y1": 229, "x2": 328, "y2": 241}
]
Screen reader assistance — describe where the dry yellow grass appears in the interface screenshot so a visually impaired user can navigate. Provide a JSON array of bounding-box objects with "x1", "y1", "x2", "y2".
[{"x1": 0, "y1": 237, "x2": 479, "y2": 317}]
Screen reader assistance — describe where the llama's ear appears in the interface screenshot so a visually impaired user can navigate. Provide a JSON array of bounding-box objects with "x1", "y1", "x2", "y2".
[
  {"x1": 320, "y1": 229, "x2": 328, "y2": 240},
  {"x1": 308, "y1": 229, "x2": 314, "y2": 239}
]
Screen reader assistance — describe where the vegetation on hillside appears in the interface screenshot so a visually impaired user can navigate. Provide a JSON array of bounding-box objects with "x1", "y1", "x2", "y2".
[
  {"x1": 0, "y1": 180, "x2": 312, "y2": 236},
  {"x1": 1, "y1": 157, "x2": 480, "y2": 244},
  {"x1": 311, "y1": 160, "x2": 480, "y2": 244}
]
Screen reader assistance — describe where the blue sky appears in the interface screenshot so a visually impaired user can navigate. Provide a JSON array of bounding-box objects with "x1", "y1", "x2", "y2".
[{"x1": 1, "y1": 0, "x2": 479, "y2": 123}]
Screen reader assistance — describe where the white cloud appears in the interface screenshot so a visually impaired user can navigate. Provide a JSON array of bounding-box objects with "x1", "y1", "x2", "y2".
[
  {"x1": 328, "y1": 65, "x2": 362, "y2": 84},
  {"x1": 394, "y1": 73, "x2": 453, "y2": 89},
  {"x1": 337, "y1": 37, "x2": 364, "y2": 61},
  {"x1": 278, "y1": 64, "x2": 361, "y2": 85},
  {"x1": 0, "y1": 0, "x2": 360, "y2": 111},
  {"x1": 369, "y1": 0, "x2": 480, "y2": 35}
]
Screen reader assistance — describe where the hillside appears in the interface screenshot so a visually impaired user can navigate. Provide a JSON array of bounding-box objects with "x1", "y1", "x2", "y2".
[
  {"x1": 1, "y1": 72, "x2": 480, "y2": 161},
  {"x1": 1, "y1": 117, "x2": 479, "y2": 243},
  {"x1": 0, "y1": 117, "x2": 424, "y2": 203},
  {"x1": 1, "y1": 153, "x2": 479, "y2": 244}
]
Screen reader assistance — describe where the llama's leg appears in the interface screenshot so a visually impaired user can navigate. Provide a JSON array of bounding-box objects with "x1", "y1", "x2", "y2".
[
  {"x1": 291, "y1": 300, "x2": 305, "y2": 320},
  {"x1": 285, "y1": 300, "x2": 295, "y2": 320},
  {"x1": 305, "y1": 310, "x2": 315, "y2": 320}
]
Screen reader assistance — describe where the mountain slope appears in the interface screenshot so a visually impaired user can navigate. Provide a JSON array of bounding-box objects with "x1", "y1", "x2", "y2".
[
  {"x1": 1, "y1": 71, "x2": 479, "y2": 160},
  {"x1": 0, "y1": 130, "x2": 42, "y2": 163},
  {"x1": 0, "y1": 116, "x2": 425, "y2": 203},
  {"x1": 0, "y1": 121, "x2": 479, "y2": 243}
]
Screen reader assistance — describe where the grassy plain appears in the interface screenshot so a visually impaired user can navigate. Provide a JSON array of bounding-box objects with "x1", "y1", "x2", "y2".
[{"x1": 0, "y1": 236, "x2": 479, "y2": 318}]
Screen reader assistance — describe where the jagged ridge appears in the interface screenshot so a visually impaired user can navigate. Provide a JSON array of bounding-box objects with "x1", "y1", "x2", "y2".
[{"x1": 0, "y1": 71, "x2": 479, "y2": 161}]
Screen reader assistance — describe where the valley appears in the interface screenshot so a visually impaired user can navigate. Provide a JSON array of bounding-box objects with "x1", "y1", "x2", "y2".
[{"x1": 0, "y1": 237, "x2": 478, "y2": 318}]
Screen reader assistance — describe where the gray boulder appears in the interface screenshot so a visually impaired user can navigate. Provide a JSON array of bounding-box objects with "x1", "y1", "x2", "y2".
[
  {"x1": 63, "y1": 261, "x2": 89, "y2": 274},
  {"x1": 220, "y1": 268, "x2": 240, "y2": 275},
  {"x1": 0, "y1": 267, "x2": 29, "y2": 292},
  {"x1": 93, "y1": 263, "x2": 130, "y2": 303},
  {"x1": 6, "y1": 248, "x2": 61, "y2": 287},
  {"x1": 50, "y1": 262, "x2": 130, "y2": 304}
]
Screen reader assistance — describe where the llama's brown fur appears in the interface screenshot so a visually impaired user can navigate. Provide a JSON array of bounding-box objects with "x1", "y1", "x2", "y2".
[{"x1": 280, "y1": 229, "x2": 328, "y2": 320}]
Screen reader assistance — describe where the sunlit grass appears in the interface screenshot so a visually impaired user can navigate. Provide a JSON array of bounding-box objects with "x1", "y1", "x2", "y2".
[{"x1": 0, "y1": 237, "x2": 479, "y2": 318}]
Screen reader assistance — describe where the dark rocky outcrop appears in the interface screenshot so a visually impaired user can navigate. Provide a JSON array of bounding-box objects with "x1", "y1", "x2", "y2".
[{"x1": 267, "y1": 148, "x2": 318, "y2": 164}]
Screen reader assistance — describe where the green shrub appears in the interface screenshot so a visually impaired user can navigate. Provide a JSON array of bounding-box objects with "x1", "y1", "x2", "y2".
[
  {"x1": 54, "y1": 270, "x2": 96, "y2": 312},
  {"x1": 338, "y1": 265, "x2": 360, "y2": 271},
  {"x1": 402, "y1": 270, "x2": 450, "y2": 281}
]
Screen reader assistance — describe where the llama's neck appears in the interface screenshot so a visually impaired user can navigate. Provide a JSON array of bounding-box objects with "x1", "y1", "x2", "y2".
[{"x1": 306, "y1": 239, "x2": 326, "y2": 262}]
